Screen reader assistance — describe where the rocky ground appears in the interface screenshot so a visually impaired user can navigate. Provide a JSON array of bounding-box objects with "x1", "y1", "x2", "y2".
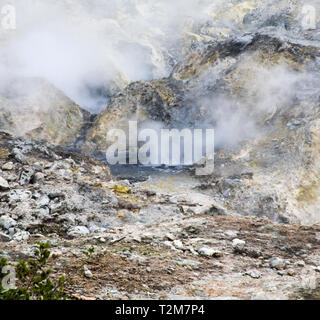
[{"x1": 1, "y1": 132, "x2": 320, "y2": 300}]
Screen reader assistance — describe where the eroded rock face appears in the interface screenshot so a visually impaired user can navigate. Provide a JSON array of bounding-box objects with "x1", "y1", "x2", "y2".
[
  {"x1": 87, "y1": 33, "x2": 320, "y2": 144},
  {"x1": 85, "y1": 78, "x2": 184, "y2": 151},
  {"x1": 0, "y1": 78, "x2": 91, "y2": 146},
  {"x1": 84, "y1": 31, "x2": 320, "y2": 224},
  {"x1": 175, "y1": 35, "x2": 320, "y2": 224},
  {"x1": 195, "y1": 113, "x2": 320, "y2": 224},
  {"x1": 179, "y1": 36, "x2": 320, "y2": 224}
]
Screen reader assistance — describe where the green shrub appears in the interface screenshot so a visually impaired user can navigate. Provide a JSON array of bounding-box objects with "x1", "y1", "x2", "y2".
[{"x1": 0, "y1": 242, "x2": 69, "y2": 300}]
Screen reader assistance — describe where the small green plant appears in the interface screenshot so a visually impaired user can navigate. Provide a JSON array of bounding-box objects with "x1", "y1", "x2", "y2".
[
  {"x1": 0, "y1": 242, "x2": 69, "y2": 300},
  {"x1": 83, "y1": 246, "x2": 95, "y2": 264}
]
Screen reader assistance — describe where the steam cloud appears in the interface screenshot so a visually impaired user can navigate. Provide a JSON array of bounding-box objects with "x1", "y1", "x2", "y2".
[
  {"x1": 0, "y1": 0, "x2": 223, "y2": 113},
  {"x1": 0, "y1": 0, "x2": 315, "y2": 149}
]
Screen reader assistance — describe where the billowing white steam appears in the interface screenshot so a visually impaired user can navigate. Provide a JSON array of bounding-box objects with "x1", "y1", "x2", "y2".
[
  {"x1": 0, "y1": 0, "x2": 224, "y2": 112},
  {"x1": 0, "y1": 0, "x2": 315, "y2": 150}
]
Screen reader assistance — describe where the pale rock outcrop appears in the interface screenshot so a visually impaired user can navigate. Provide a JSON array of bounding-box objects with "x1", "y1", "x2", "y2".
[{"x1": 0, "y1": 77, "x2": 91, "y2": 146}]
